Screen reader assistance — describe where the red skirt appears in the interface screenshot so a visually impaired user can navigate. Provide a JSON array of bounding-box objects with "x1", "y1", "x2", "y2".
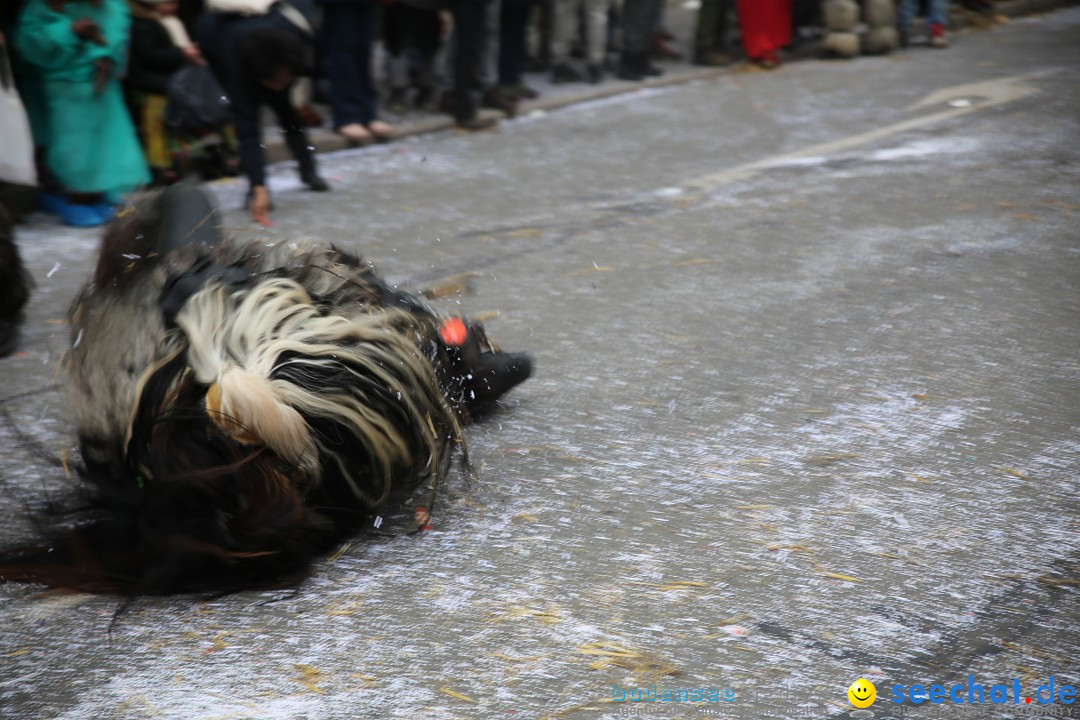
[{"x1": 736, "y1": 0, "x2": 792, "y2": 60}]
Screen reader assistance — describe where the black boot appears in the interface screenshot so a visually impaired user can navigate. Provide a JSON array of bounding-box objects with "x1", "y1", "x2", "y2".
[
  {"x1": 617, "y1": 52, "x2": 646, "y2": 81},
  {"x1": 300, "y1": 163, "x2": 330, "y2": 192},
  {"x1": 287, "y1": 134, "x2": 330, "y2": 192}
]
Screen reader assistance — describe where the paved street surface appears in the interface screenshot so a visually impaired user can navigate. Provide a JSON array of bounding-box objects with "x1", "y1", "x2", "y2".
[{"x1": 2, "y1": 10, "x2": 1079, "y2": 720}]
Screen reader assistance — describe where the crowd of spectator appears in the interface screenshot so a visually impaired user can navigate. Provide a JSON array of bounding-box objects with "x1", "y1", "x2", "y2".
[{"x1": 0, "y1": 0, "x2": 976, "y2": 227}]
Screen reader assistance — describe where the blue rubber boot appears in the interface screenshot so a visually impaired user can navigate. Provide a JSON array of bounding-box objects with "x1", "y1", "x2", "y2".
[{"x1": 58, "y1": 202, "x2": 107, "y2": 228}]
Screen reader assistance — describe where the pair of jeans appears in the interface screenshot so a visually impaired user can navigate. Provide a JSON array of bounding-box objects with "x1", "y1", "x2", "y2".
[
  {"x1": 321, "y1": 2, "x2": 379, "y2": 128},
  {"x1": 383, "y1": 4, "x2": 441, "y2": 90},
  {"x1": 620, "y1": 0, "x2": 662, "y2": 55},
  {"x1": 897, "y1": 0, "x2": 947, "y2": 29},
  {"x1": 551, "y1": 0, "x2": 609, "y2": 65}
]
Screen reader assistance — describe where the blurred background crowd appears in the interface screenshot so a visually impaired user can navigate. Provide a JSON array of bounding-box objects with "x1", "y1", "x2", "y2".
[{"x1": 0, "y1": 0, "x2": 995, "y2": 227}]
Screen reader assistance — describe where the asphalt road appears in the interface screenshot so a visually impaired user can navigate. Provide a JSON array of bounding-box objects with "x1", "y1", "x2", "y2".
[{"x1": 2, "y1": 9, "x2": 1079, "y2": 720}]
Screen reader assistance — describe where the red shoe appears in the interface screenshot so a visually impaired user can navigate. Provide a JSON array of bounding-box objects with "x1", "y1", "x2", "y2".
[
  {"x1": 930, "y1": 23, "x2": 949, "y2": 48},
  {"x1": 651, "y1": 34, "x2": 684, "y2": 61}
]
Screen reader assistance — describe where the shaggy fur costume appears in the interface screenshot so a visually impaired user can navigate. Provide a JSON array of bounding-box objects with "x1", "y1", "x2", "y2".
[{"x1": 0, "y1": 185, "x2": 531, "y2": 594}]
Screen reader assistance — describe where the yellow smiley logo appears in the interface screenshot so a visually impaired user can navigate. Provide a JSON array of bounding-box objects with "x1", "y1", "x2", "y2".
[{"x1": 848, "y1": 678, "x2": 877, "y2": 708}]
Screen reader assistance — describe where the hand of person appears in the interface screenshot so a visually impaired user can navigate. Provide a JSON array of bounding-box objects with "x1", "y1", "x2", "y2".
[
  {"x1": 72, "y1": 18, "x2": 105, "y2": 45},
  {"x1": 182, "y1": 44, "x2": 205, "y2": 65},
  {"x1": 251, "y1": 186, "x2": 273, "y2": 227},
  {"x1": 93, "y1": 57, "x2": 113, "y2": 93}
]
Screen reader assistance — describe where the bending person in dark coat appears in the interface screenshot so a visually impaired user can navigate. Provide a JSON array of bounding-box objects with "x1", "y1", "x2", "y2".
[{"x1": 197, "y1": 0, "x2": 328, "y2": 226}]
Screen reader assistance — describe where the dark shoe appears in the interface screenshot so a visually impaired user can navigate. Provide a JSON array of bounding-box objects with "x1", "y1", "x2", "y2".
[
  {"x1": 694, "y1": 51, "x2": 732, "y2": 67},
  {"x1": 455, "y1": 116, "x2": 499, "y2": 132},
  {"x1": 524, "y1": 55, "x2": 550, "y2": 73},
  {"x1": 414, "y1": 85, "x2": 435, "y2": 110},
  {"x1": 898, "y1": 27, "x2": 910, "y2": 49},
  {"x1": 299, "y1": 163, "x2": 330, "y2": 192},
  {"x1": 387, "y1": 87, "x2": 407, "y2": 114},
  {"x1": 303, "y1": 173, "x2": 330, "y2": 192},
  {"x1": 586, "y1": 64, "x2": 604, "y2": 84},
  {"x1": 504, "y1": 83, "x2": 539, "y2": 101},
  {"x1": 481, "y1": 88, "x2": 518, "y2": 118},
  {"x1": 438, "y1": 91, "x2": 456, "y2": 117},
  {"x1": 617, "y1": 52, "x2": 646, "y2": 81},
  {"x1": 551, "y1": 62, "x2": 585, "y2": 84}
]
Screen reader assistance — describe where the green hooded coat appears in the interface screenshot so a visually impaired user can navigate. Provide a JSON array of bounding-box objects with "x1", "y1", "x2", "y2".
[{"x1": 15, "y1": 0, "x2": 150, "y2": 195}]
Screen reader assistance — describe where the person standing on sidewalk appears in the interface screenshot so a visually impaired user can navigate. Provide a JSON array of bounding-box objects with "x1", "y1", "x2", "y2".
[
  {"x1": 319, "y1": 0, "x2": 394, "y2": 144},
  {"x1": 735, "y1": 0, "x2": 790, "y2": 68}
]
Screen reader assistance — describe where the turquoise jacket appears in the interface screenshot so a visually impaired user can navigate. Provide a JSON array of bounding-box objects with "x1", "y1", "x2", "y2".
[{"x1": 15, "y1": 0, "x2": 149, "y2": 195}]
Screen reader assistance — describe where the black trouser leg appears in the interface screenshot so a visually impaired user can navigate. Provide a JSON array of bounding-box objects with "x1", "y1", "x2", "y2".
[
  {"x1": 266, "y1": 87, "x2": 326, "y2": 189},
  {"x1": 499, "y1": 0, "x2": 532, "y2": 86},
  {"x1": 451, "y1": 0, "x2": 490, "y2": 123}
]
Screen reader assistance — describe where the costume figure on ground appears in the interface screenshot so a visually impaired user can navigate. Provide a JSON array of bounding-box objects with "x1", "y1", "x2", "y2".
[{"x1": 0, "y1": 184, "x2": 533, "y2": 595}]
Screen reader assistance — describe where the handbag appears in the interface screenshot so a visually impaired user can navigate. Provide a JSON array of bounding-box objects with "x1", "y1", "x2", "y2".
[
  {"x1": 0, "y1": 44, "x2": 37, "y2": 187},
  {"x1": 163, "y1": 64, "x2": 232, "y2": 133}
]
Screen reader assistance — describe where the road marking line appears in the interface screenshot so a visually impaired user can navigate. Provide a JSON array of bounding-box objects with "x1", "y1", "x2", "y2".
[{"x1": 681, "y1": 74, "x2": 1041, "y2": 193}]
